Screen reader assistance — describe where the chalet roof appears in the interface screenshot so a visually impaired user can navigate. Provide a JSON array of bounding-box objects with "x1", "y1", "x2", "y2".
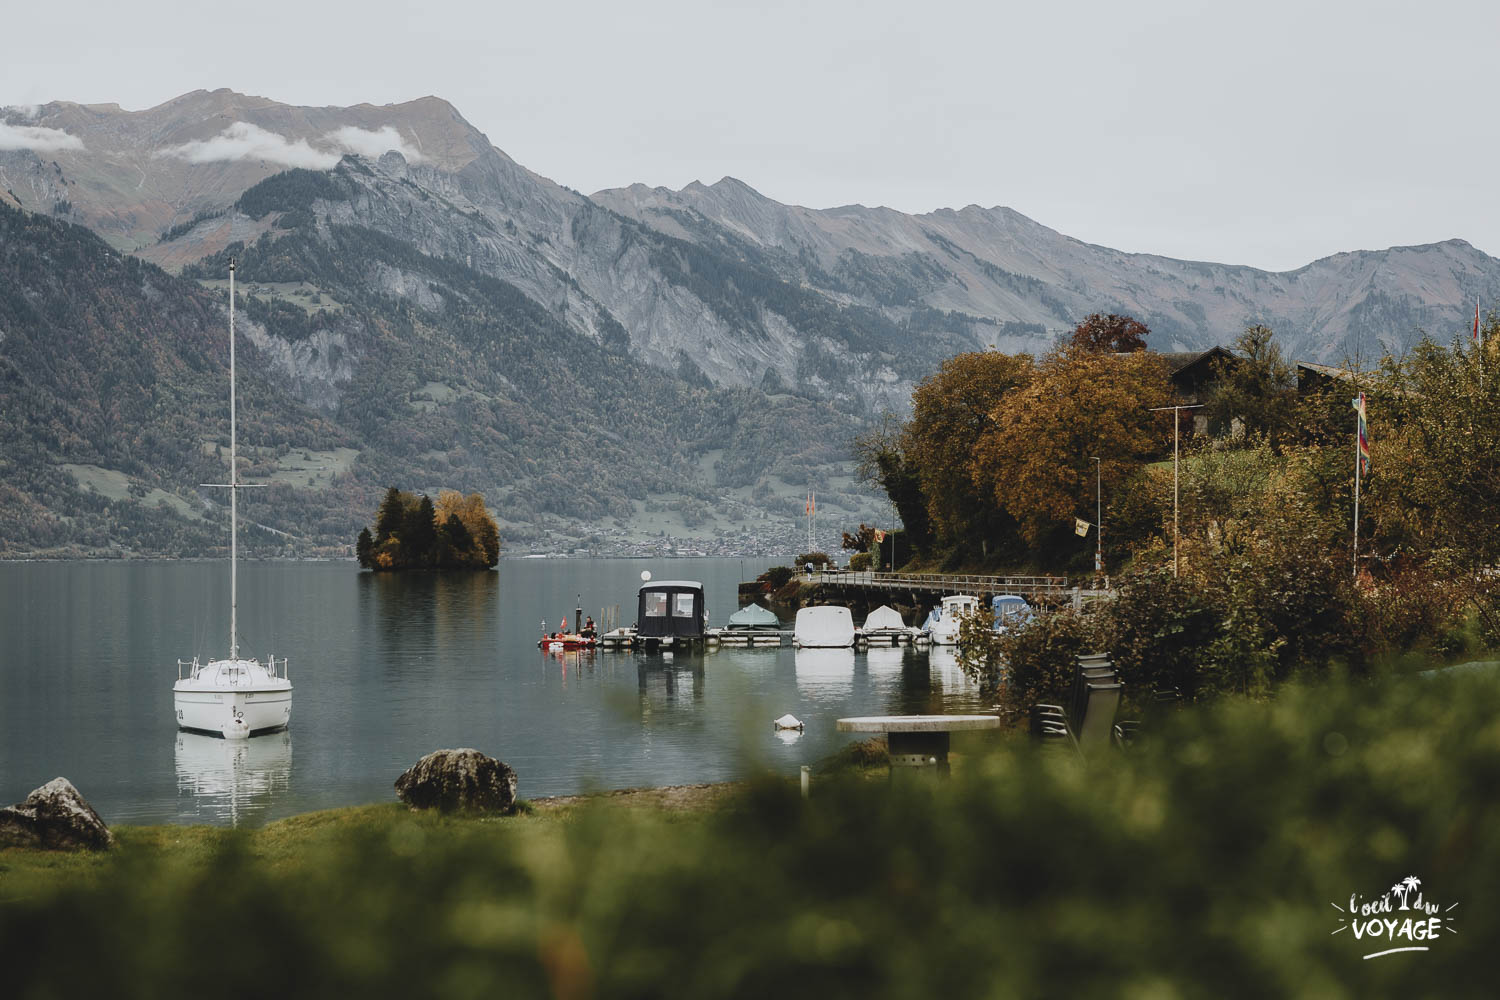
[
  {"x1": 1296, "y1": 361, "x2": 1357, "y2": 381},
  {"x1": 1159, "y1": 346, "x2": 1237, "y2": 376}
]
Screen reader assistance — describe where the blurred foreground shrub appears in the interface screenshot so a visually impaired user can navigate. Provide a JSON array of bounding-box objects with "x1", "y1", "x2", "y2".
[{"x1": 5, "y1": 671, "x2": 1500, "y2": 998}]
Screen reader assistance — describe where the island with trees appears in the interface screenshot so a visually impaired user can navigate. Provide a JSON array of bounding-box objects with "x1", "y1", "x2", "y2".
[{"x1": 356, "y1": 488, "x2": 501, "y2": 570}]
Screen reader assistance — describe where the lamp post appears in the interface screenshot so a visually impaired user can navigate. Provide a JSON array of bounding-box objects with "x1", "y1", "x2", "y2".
[
  {"x1": 1091, "y1": 456, "x2": 1102, "y2": 576},
  {"x1": 1148, "y1": 404, "x2": 1203, "y2": 578}
]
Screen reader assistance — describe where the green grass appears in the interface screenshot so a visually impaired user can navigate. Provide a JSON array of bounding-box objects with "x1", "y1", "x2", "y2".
[
  {"x1": 268, "y1": 447, "x2": 360, "y2": 489},
  {"x1": 58, "y1": 463, "x2": 202, "y2": 520}
]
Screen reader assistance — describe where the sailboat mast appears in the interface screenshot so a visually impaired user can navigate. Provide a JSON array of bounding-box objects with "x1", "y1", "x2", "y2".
[{"x1": 229, "y1": 261, "x2": 238, "y2": 661}]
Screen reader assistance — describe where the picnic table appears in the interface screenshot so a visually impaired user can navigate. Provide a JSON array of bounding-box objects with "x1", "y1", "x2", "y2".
[{"x1": 836, "y1": 715, "x2": 1000, "y2": 777}]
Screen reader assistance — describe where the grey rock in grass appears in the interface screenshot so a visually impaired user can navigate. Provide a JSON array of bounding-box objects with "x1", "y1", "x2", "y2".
[
  {"x1": 395, "y1": 749, "x2": 518, "y2": 814},
  {"x1": 0, "y1": 778, "x2": 114, "y2": 850}
]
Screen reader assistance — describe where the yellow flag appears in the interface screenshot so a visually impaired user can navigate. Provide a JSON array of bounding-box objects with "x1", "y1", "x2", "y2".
[{"x1": 1075, "y1": 518, "x2": 1090, "y2": 537}]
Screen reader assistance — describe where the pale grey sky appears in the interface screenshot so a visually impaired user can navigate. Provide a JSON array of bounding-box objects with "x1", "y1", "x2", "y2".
[{"x1": 4, "y1": 0, "x2": 1496, "y2": 270}]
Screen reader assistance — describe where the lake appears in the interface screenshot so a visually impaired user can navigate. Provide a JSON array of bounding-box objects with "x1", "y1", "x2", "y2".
[{"x1": 0, "y1": 558, "x2": 986, "y2": 826}]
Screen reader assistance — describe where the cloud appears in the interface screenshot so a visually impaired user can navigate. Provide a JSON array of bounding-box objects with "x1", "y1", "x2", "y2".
[
  {"x1": 158, "y1": 121, "x2": 340, "y2": 169},
  {"x1": 158, "y1": 122, "x2": 424, "y2": 170},
  {"x1": 326, "y1": 126, "x2": 424, "y2": 163},
  {"x1": 0, "y1": 121, "x2": 84, "y2": 153}
]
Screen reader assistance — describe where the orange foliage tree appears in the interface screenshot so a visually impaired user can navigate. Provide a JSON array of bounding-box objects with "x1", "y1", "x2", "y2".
[
  {"x1": 970, "y1": 348, "x2": 1173, "y2": 546},
  {"x1": 906, "y1": 351, "x2": 1034, "y2": 552},
  {"x1": 1067, "y1": 313, "x2": 1150, "y2": 353}
]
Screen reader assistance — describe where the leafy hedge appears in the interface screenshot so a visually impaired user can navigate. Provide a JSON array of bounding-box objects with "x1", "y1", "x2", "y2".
[{"x1": 4, "y1": 671, "x2": 1499, "y2": 996}]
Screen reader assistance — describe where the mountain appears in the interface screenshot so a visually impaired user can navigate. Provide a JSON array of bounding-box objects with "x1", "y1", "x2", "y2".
[
  {"x1": 7, "y1": 90, "x2": 1498, "y2": 391},
  {"x1": 590, "y1": 178, "x2": 1500, "y2": 364},
  {"x1": 4, "y1": 89, "x2": 1499, "y2": 556},
  {"x1": 0, "y1": 199, "x2": 874, "y2": 558}
]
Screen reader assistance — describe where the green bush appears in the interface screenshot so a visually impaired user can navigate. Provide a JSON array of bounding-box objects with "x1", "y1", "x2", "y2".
[
  {"x1": 987, "y1": 606, "x2": 1104, "y2": 714},
  {"x1": 5, "y1": 672, "x2": 1500, "y2": 997},
  {"x1": 847, "y1": 551, "x2": 871, "y2": 571}
]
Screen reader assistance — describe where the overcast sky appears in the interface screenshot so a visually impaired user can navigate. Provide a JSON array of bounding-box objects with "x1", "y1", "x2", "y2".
[{"x1": 4, "y1": 0, "x2": 1495, "y2": 271}]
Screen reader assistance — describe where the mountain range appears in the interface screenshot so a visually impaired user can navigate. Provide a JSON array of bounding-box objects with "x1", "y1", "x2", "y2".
[{"x1": 2, "y1": 89, "x2": 1497, "y2": 557}]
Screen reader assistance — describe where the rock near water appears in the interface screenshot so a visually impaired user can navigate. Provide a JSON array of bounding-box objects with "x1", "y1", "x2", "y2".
[
  {"x1": 0, "y1": 778, "x2": 114, "y2": 850},
  {"x1": 394, "y1": 749, "x2": 518, "y2": 814}
]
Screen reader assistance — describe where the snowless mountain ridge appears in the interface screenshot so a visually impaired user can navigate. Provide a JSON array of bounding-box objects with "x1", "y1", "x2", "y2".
[{"x1": 4, "y1": 88, "x2": 1498, "y2": 398}]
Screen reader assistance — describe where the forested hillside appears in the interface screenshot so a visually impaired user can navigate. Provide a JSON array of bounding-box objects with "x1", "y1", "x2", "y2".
[{"x1": 0, "y1": 199, "x2": 875, "y2": 557}]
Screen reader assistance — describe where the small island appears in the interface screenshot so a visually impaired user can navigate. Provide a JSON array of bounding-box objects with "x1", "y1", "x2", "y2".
[{"x1": 356, "y1": 487, "x2": 501, "y2": 571}]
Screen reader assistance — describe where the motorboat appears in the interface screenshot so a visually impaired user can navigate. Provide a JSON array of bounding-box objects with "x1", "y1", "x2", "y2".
[
  {"x1": 173, "y1": 260, "x2": 292, "y2": 740},
  {"x1": 992, "y1": 594, "x2": 1035, "y2": 633},
  {"x1": 635, "y1": 580, "x2": 708, "y2": 650},
  {"x1": 926, "y1": 594, "x2": 979, "y2": 646},
  {"x1": 793, "y1": 606, "x2": 855, "y2": 648}
]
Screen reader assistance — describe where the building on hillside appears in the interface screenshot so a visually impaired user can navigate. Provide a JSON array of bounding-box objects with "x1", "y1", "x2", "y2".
[
  {"x1": 1128, "y1": 346, "x2": 1240, "y2": 433},
  {"x1": 1296, "y1": 361, "x2": 1364, "y2": 394}
]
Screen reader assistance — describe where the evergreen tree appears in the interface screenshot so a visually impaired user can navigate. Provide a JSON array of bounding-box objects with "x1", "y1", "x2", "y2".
[
  {"x1": 405, "y1": 494, "x2": 439, "y2": 566},
  {"x1": 374, "y1": 487, "x2": 405, "y2": 543},
  {"x1": 438, "y1": 513, "x2": 473, "y2": 566},
  {"x1": 356, "y1": 527, "x2": 374, "y2": 568}
]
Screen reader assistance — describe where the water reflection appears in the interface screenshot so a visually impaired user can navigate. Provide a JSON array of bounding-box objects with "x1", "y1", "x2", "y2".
[
  {"x1": 794, "y1": 647, "x2": 856, "y2": 702},
  {"x1": 637, "y1": 658, "x2": 706, "y2": 712},
  {"x1": 927, "y1": 644, "x2": 964, "y2": 687},
  {"x1": 174, "y1": 731, "x2": 293, "y2": 827},
  {"x1": 359, "y1": 572, "x2": 499, "y2": 679}
]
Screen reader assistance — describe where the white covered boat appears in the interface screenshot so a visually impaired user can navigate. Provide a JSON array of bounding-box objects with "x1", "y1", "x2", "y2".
[
  {"x1": 793, "y1": 606, "x2": 855, "y2": 648},
  {"x1": 173, "y1": 261, "x2": 292, "y2": 740},
  {"x1": 859, "y1": 604, "x2": 915, "y2": 646}
]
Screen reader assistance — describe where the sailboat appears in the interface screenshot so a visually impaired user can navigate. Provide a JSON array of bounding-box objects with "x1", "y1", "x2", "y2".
[{"x1": 173, "y1": 261, "x2": 292, "y2": 739}]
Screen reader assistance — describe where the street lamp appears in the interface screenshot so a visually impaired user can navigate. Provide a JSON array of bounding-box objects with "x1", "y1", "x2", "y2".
[
  {"x1": 1091, "y1": 456, "x2": 1102, "y2": 576},
  {"x1": 1148, "y1": 403, "x2": 1203, "y2": 578}
]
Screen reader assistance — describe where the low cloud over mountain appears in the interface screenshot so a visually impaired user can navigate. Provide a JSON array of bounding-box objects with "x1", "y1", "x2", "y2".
[{"x1": 158, "y1": 122, "x2": 422, "y2": 169}]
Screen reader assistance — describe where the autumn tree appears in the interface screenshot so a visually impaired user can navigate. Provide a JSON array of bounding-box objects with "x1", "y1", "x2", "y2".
[
  {"x1": 434, "y1": 489, "x2": 502, "y2": 567},
  {"x1": 841, "y1": 524, "x2": 878, "y2": 553},
  {"x1": 1068, "y1": 313, "x2": 1150, "y2": 353},
  {"x1": 971, "y1": 348, "x2": 1173, "y2": 547},
  {"x1": 358, "y1": 488, "x2": 501, "y2": 570},
  {"x1": 905, "y1": 351, "x2": 1033, "y2": 555}
]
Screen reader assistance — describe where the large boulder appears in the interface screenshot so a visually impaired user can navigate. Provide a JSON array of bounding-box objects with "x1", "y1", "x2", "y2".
[
  {"x1": 0, "y1": 778, "x2": 114, "y2": 850},
  {"x1": 394, "y1": 749, "x2": 518, "y2": 814}
]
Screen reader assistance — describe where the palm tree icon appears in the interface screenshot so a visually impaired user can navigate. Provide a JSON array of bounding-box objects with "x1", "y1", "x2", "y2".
[
  {"x1": 1400, "y1": 876, "x2": 1422, "y2": 910},
  {"x1": 1390, "y1": 881, "x2": 1410, "y2": 908}
]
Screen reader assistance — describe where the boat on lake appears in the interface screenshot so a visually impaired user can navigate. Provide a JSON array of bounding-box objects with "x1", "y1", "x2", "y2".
[
  {"x1": 991, "y1": 594, "x2": 1035, "y2": 633},
  {"x1": 173, "y1": 261, "x2": 292, "y2": 740},
  {"x1": 635, "y1": 580, "x2": 708, "y2": 650},
  {"x1": 925, "y1": 594, "x2": 979, "y2": 646},
  {"x1": 793, "y1": 606, "x2": 855, "y2": 648},
  {"x1": 858, "y1": 604, "x2": 917, "y2": 646},
  {"x1": 711, "y1": 602, "x2": 782, "y2": 647}
]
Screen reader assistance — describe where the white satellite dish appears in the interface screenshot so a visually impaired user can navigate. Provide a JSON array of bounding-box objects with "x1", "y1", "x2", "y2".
[{"x1": 640, "y1": 570, "x2": 652, "y2": 582}]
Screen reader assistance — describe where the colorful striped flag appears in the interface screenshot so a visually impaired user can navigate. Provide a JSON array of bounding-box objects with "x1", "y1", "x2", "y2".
[{"x1": 1352, "y1": 392, "x2": 1370, "y2": 475}]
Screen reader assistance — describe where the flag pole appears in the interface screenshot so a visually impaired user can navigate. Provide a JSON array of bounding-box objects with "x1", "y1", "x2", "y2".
[{"x1": 1352, "y1": 400, "x2": 1361, "y2": 581}]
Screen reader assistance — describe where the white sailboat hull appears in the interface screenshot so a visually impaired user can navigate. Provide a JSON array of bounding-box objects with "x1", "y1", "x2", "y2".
[
  {"x1": 174, "y1": 689, "x2": 291, "y2": 739},
  {"x1": 174, "y1": 659, "x2": 291, "y2": 739}
]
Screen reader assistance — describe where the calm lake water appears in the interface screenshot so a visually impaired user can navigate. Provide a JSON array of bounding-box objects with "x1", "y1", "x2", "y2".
[{"x1": 0, "y1": 558, "x2": 984, "y2": 826}]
